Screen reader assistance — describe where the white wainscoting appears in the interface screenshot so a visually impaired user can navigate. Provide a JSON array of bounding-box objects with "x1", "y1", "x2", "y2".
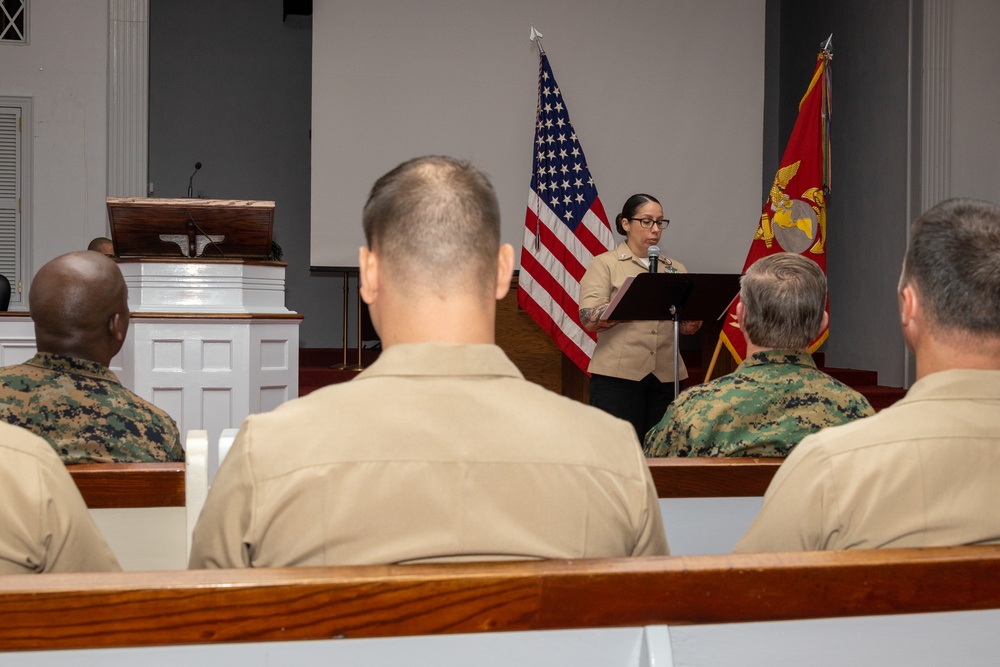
[{"x1": 119, "y1": 315, "x2": 300, "y2": 478}]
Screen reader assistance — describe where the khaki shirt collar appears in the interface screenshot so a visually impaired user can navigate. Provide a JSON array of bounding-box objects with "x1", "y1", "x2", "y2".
[
  {"x1": 900, "y1": 368, "x2": 1000, "y2": 404},
  {"x1": 613, "y1": 241, "x2": 676, "y2": 272},
  {"x1": 614, "y1": 241, "x2": 642, "y2": 265},
  {"x1": 356, "y1": 343, "x2": 525, "y2": 380}
]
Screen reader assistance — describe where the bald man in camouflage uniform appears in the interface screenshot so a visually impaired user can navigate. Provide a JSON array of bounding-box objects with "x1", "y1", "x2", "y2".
[
  {"x1": 0, "y1": 251, "x2": 182, "y2": 464},
  {"x1": 645, "y1": 253, "x2": 873, "y2": 458}
]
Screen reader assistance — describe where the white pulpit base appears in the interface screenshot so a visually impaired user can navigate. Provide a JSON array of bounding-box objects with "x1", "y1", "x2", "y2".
[{"x1": 116, "y1": 259, "x2": 301, "y2": 478}]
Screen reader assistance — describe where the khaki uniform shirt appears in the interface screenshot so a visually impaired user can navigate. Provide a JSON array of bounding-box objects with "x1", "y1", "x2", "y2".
[
  {"x1": 735, "y1": 369, "x2": 1000, "y2": 552},
  {"x1": 190, "y1": 343, "x2": 667, "y2": 568},
  {"x1": 645, "y1": 350, "x2": 874, "y2": 457},
  {"x1": 579, "y1": 242, "x2": 688, "y2": 382},
  {"x1": 0, "y1": 353, "x2": 183, "y2": 464},
  {"x1": 0, "y1": 421, "x2": 121, "y2": 574}
]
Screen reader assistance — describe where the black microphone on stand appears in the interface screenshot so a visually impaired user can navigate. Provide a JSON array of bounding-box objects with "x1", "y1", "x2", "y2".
[
  {"x1": 187, "y1": 162, "x2": 202, "y2": 198},
  {"x1": 647, "y1": 245, "x2": 660, "y2": 273}
]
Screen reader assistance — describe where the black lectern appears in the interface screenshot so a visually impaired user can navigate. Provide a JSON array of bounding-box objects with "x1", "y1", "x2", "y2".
[{"x1": 603, "y1": 273, "x2": 741, "y2": 395}]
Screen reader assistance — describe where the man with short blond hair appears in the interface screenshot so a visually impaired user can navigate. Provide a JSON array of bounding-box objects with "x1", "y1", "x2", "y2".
[{"x1": 191, "y1": 156, "x2": 667, "y2": 568}]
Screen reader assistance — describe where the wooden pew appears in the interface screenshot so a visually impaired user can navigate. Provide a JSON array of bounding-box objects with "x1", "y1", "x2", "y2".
[
  {"x1": 647, "y1": 456, "x2": 783, "y2": 497},
  {"x1": 0, "y1": 546, "x2": 999, "y2": 664},
  {"x1": 647, "y1": 457, "x2": 783, "y2": 555},
  {"x1": 64, "y1": 431, "x2": 210, "y2": 571},
  {"x1": 68, "y1": 462, "x2": 186, "y2": 508},
  {"x1": 66, "y1": 450, "x2": 780, "y2": 566}
]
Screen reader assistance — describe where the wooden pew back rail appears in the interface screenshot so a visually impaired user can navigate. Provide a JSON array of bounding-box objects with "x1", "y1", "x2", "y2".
[
  {"x1": 65, "y1": 430, "x2": 209, "y2": 571},
  {"x1": 646, "y1": 456, "x2": 783, "y2": 498},
  {"x1": 0, "y1": 546, "x2": 999, "y2": 652}
]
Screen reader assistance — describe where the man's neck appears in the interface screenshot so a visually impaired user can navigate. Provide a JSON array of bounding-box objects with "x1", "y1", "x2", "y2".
[
  {"x1": 377, "y1": 294, "x2": 496, "y2": 349},
  {"x1": 914, "y1": 334, "x2": 1000, "y2": 379}
]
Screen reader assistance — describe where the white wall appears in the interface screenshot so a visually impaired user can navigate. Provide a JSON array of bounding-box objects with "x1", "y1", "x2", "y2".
[
  {"x1": 950, "y1": 0, "x2": 1000, "y2": 203},
  {"x1": 310, "y1": 0, "x2": 767, "y2": 274},
  {"x1": 0, "y1": 0, "x2": 109, "y2": 292},
  {"x1": 810, "y1": 0, "x2": 1000, "y2": 387}
]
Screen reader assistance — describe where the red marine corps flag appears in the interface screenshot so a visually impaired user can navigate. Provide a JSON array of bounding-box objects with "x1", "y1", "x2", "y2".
[
  {"x1": 719, "y1": 39, "x2": 833, "y2": 365},
  {"x1": 518, "y1": 29, "x2": 616, "y2": 372}
]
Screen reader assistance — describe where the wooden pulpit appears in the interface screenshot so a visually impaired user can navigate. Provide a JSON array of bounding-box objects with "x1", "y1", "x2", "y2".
[
  {"x1": 106, "y1": 198, "x2": 274, "y2": 259},
  {"x1": 104, "y1": 197, "x2": 300, "y2": 480}
]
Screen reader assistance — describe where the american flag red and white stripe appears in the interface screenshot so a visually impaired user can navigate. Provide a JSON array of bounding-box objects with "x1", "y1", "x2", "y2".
[{"x1": 517, "y1": 51, "x2": 615, "y2": 372}]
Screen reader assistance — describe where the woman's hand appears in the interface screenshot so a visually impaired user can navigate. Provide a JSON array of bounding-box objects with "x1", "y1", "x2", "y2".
[
  {"x1": 680, "y1": 320, "x2": 702, "y2": 335},
  {"x1": 579, "y1": 305, "x2": 621, "y2": 332}
]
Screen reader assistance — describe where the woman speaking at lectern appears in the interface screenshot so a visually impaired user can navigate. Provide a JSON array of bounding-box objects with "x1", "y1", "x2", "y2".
[{"x1": 579, "y1": 193, "x2": 700, "y2": 440}]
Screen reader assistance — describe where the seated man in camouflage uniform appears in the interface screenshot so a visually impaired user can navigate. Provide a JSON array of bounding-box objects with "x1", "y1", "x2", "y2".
[
  {"x1": 645, "y1": 252, "x2": 873, "y2": 457},
  {"x1": 0, "y1": 251, "x2": 183, "y2": 464}
]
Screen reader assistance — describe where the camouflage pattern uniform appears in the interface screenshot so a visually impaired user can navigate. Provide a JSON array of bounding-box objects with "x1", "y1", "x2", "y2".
[
  {"x1": 0, "y1": 353, "x2": 183, "y2": 464},
  {"x1": 644, "y1": 350, "x2": 874, "y2": 457}
]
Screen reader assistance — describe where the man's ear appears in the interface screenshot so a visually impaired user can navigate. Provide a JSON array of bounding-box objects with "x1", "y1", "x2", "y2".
[
  {"x1": 358, "y1": 246, "x2": 379, "y2": 306},
  {"x1": 107, "y1": 312, "x2": 126, "y2": 343},
  {"x1": 735, "y1": 301, "x2": 746, "y2": 330},
  {"x1": 899, "y1": 282, "x2": 919, "y2": 329},
  {"x1": 898, "y1": 281, "x2": 925, "y2": 351},
  {"x1": 495, "y1": 244, "x2": 515, "y2": 300},
  {"x1": 819, "y1": 309, "x2": 829, "y2": 333}
]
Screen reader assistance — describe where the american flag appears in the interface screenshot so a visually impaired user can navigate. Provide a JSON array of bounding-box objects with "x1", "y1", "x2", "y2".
[{"x1": 517, "y1": 51, "x2": 615, "y2": 372}]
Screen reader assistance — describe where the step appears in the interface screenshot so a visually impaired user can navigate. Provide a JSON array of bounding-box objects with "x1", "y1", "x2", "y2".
[
  {"x1": 299, "y1": 347, "x2": 343, "y2": 367},
  {"x1": 819, "y1": 366, "x2": 879, "y2": 387},
  {"x1": 854, "y1": 384, "x2": 907, "y2": 411}
]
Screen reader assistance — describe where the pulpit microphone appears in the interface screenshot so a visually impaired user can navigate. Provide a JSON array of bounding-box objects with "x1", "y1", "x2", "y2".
[
  {"x1": 187, "y1": 162, "x2": 202, "y2": 198},
  {"x1": 647, "y1": 245, "x2": 660, "y2": 273}
]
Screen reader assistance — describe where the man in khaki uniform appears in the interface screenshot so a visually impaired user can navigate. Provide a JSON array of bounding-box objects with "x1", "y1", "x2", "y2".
[
  {"x1": 0, "y1": 421, "x2": 120, "y2": 574},
  {"x1": 190, "y1": 156, "x2": 667, "y2": 568},
  {"x1": 736, "y1": 198, "x2": 1000, "y2": 552}
]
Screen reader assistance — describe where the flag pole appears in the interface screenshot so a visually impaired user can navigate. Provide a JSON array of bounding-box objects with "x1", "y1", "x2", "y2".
[
  {"x1": 528, "y1": 25, "x2": 544, "y2": 252},
  {"x1": 704, "y1": 337, "x2": 724, "y2": 383},
  {"x1": 705, "y1": 288, "x2": 741, "y2": 381},
  {"x1": 529, "y1": 25, "x2": 544, "y2": 54}
]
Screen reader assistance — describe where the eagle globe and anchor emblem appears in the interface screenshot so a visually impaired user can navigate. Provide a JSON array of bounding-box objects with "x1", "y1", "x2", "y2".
[
  {"x1": 756, "y1": 159, "x2": 827, "y2": 255},
  {"x1": 725, "y1": 160, "x2": 828, "y2": 338}
]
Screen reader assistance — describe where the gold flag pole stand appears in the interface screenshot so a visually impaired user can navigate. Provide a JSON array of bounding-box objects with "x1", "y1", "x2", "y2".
[
  {"x1": 329, "y1": 271, "x2": 350, "y2": 370},
  {"x1": 346, "y1": 277, "x2": 366, "y2": 371}
]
